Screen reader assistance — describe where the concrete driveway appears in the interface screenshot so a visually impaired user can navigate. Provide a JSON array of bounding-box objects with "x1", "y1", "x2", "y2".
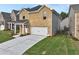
[{"x1": 0, "y1": 35, "x2": 46, "y2": 55}]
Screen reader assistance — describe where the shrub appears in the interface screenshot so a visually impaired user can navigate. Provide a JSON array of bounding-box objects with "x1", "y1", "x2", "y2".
[
  {"x1": 26, "y1": 33, "x2": 30, "y2": 35},
  {"x1": 20, "y1": 34, "x2": 26, "y2": 36},
  {"x1": 20, "y1": 33, "x2": 30, "y2": 36},
  {"x1": 4, "y1": 29, "x2": 11, "y2": 31},
  {"x1": 10, "y1": 30, "x2": 14, "y2": 36}
]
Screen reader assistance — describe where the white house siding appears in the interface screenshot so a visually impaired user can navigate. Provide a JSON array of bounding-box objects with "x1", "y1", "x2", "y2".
[
  {"x1": 69, "y1": 7, "x2": 75, "y2": 37},
  {"x1": 60, "y1": 17, "x2": 69, "y2": 30},
  {"x1": 0, "y1": 25, "x2": 4, "y2": 30},
  {"x1": 0, "y1": 13, "x2": 5, "y2": 30}
]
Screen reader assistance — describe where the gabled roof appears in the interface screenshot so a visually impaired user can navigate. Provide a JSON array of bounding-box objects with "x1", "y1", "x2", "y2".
[
  {"x1": 1, "y1": 12, "x2": 11, "y2": 21},
  {"x1": 12, "y1": 10, "x2": 19, "y2": 15},
  {"x1": 70, "y1": 4, "x2": 79, "y2": 10},
  {"x1": 68, "y1": 4, "x2": 79, "y2": 15},
  {"x1": 18, "y1": 5, "x2": 44, "y2": 14},
  {"x1": 18, "y1": 5, "x2": 58, "y2": 16},
  {"x1": 52, "y1": 9, "x2": 61, "y2": 19},
  {"x1": 69, "y1": 4, "x2": 79, "y2": 13},
  {"x1": 29, "y1": 5, "x2": 52, "y2": 13},
  {"x1": 52, "y1": 10, "x2": 59, "y2": 16}
]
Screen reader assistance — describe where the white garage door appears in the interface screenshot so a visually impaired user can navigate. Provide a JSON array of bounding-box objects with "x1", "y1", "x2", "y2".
[{"x1": 31, "y1": 27, "x2": 48, "y2": 35}]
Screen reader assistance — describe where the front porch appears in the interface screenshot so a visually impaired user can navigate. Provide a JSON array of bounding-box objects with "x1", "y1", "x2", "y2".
[{"x1": 8, "y1": 21, "x2": 30, "y2": 35}]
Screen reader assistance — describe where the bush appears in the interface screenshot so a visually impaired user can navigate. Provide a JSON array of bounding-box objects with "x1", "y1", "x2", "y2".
[
  {"x1": 10, "y1": 30, "x2": 14, "y2": 36},
  {"x1": 20, "y1": 33, "x2": 30, "y2": 36},
  {"x1": 4, "y1": 29, "x2": 10, "y2": 31},
  {"x1": 20, "y1": 34, "x2": 26, "y2": 36},
  {"x1": 26, "y1": 33, "x2": 30, "y2": 35}
]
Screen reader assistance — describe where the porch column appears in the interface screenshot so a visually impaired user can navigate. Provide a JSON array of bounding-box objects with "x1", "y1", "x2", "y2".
[
  {"x1": 19, "y1": 25, "x2": 22, "y2": 34},
  {"x1": 11, "y1": 23, "x2": 12, "y2": 30},
  {"x1": 22, "y1": 24, "x2": 25, "y2": 34},
  {"x1": 8, "y1": 23, "x2": 10, "y2": 29},
  {"x1": 14, "y1": 24, "x2": 16, "y2": 34}
]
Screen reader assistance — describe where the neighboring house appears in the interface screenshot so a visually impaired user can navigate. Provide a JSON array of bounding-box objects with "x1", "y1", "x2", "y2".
[
  {"x1": 10, "y1": 10, "x2": 19, "y2": 21},
  {"x1": 60, "y1": 17, "x2": 69, "y2": 30},
  {"x1": 0, "y1": 12, "x2": 11, "y2": 30},
  {"x1": 0, "y1": 5, "x2": 61, "y2": 36},
  {"x1": 8, "y1": 10, "x2": 19, "y2": 30},
  {"x1": 69, "y1": 4, "x2": 79, "y2": 39}
]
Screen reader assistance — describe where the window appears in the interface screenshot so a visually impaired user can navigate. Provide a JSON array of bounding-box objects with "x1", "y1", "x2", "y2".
[
  {"x1": 43, "y1": 11, "x2": 47, "y2": 20},
  {"x1": 43, "y1": 16, "x2": 46, "y2": 20},
  {"x1": 23, "y1": 16, "x2": 25, "y2": 19}
]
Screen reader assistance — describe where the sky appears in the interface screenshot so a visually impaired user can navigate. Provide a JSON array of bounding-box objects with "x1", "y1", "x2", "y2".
[{"x1": 0, "y1": 4, "x2": 69, "y2": 14}]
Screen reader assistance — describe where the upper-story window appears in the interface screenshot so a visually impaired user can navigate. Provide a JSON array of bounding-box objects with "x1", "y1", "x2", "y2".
[
  {"x1": 43, "y1": 11, "x2": 47, "y2": 20},
  {"x1": 23, "y1": 16, "x2": 25, "y2": 19},
  {"x1": 43, "y1": 16, "x2": 46, "y2": 20}
]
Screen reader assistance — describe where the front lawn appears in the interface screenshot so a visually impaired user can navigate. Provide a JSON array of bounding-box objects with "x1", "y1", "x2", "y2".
[
  {"x1": 24, "y1": 34, "x2": 79, "y2": 55},
  {"x1": 0, "y1": 31, "x2": 13, "y2": 43}
]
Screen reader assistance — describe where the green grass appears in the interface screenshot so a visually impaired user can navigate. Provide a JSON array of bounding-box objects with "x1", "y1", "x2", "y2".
[
  {"x1": 0, "y1": 31, "x2": 13, "y2": 43},
  {"x1": 24, "y1": 34, "x2": 79, "y2": 55}
]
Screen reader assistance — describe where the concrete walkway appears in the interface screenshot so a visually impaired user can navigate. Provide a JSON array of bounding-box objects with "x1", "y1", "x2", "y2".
[{"x1": 0, "y1": 35, "x2": 46, "y2": 55}]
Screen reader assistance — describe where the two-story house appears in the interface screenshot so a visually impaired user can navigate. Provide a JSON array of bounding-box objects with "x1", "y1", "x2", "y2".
[
  {"x1": 8, "y1": 5, "x2": 61, "y2": 36},
  {"x1": 0, "y1": 5, "x2": 61, "y2": 36}
]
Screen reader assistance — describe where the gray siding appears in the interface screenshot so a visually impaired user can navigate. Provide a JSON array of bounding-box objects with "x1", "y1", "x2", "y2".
[
  {"x1": 60, "y1": 17, "x2": 69, "y2": 30},
  {"x1": 69, "y1": 7, "x2": 75, "y2": 37},
  {"x1": 52, "y1": 13, "x2": 60, "y2": 34}
]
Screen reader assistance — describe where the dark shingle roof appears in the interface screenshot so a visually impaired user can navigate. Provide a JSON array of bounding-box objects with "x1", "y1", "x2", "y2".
[
  {"x1": 24, "y1": 8, "x2": 31, "y2": 11},
  {"x1": 52, "y1": 10, "x2": 61, "y2": 19},
  {"x1": 1, "y1": 12, "x2": 11, "y2": 21},
  {"x1": 52, "y1": 10, "x2": 59, "y2": 16},
  {"x1": 30, "y1": 5, "x2": 42, "y2": 11},
  {"x1": 12, "y1": 10, "x2": 19, "y2": 14},
  {"x1": 11, "y1": 10, "x2": 19, "y2": 21},
  {"x1": 22, "y1": 5, "x2": 42, "y2": 11}
]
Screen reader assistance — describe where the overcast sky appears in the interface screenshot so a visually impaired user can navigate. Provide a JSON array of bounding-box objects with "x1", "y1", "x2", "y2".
[{"x1": 0, "y1": 4, "x2": 69, "y2": 14}]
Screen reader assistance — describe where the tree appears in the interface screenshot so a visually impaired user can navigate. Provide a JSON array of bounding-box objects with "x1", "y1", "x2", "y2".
[{"x1": 60, "y1": 12, "x2": 68, "y2": 20}]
